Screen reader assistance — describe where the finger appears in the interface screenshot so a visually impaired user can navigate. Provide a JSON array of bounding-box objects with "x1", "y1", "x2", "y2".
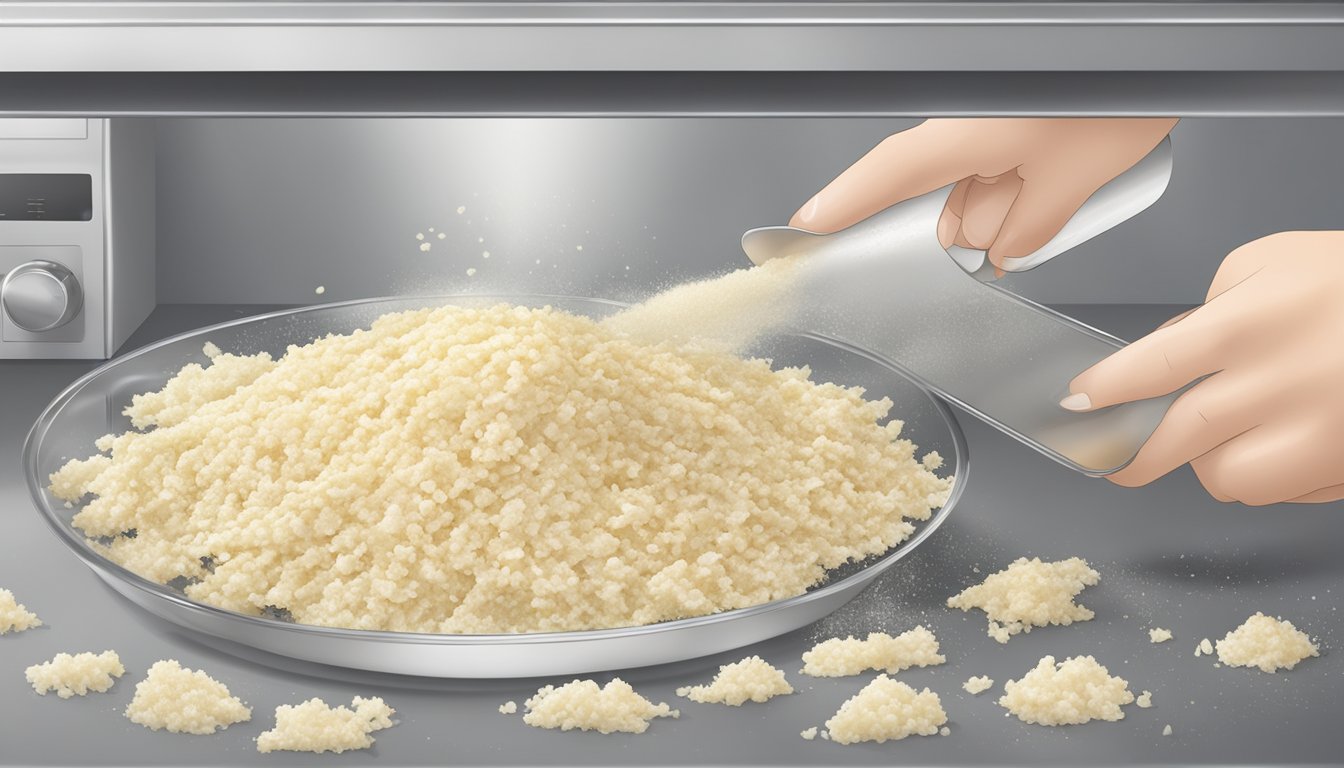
[
  {"x1": 1188, "y1": 421, "x2": 1333, "y2": 506},
  {"x1": 985, "y1": 171, "x2": 1094, "y2": 266},
  {"x1": 1106, "y1": 371, "x2": 1265, "y2": 488},
  {"x1": 1287, "y1": 483, "x2": 1344, "y2": 504},
  {"x1": 791, "y1": 122, "x2": 990, "y2": 233},
  {"x1": 1155, "y1": 307, "x2": 1197, "y2": 331},
  {"x1": 960, "y1": 174, "x2": 1024, "y2": 250},
  {"x1": 937, "y1": 179, "x2": 973, "y2": 249},
  {"x1": 1062, "y1": 301, "x2": 1244, "y2": 411}
]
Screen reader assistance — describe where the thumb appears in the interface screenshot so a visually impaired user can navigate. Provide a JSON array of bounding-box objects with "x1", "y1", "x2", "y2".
[
  {"x1": 1060, "y1": 304, "x2": 1235, "y2": 412},
  {"x1": 792, "y1": 121, "x2": 989, "y2": 233}
]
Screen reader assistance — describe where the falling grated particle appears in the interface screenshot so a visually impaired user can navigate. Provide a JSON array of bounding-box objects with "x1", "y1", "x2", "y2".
[
  {"x1": 314, "y1": 286, "x2": 326, "y2": 295},
  {"x1": 419, "y1": 243, "x2": 432, "y2": 252},
  {"x1": 457, "y1": 206, "x2": 466, "y2": 214}
]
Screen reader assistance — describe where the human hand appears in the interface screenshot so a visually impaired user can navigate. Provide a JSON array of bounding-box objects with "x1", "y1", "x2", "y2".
[
  {"x1": 791, "y1": 118, "x2": 1177, "y2": 274},
  {"x1": 1062, "y1": 231, "x2": 1344, "y2": 504}
]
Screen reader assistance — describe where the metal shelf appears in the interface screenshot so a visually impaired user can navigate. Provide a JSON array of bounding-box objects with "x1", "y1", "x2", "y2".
[
  {"x1": 0, "y1": 71, "x2": 1342, "y2": 117},
  {"x1": 1, "y1": 2, "x2": 1343, "y2": 72}
]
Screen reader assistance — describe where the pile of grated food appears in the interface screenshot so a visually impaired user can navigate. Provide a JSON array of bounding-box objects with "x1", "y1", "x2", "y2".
[{"x1": 49, "y1": 303, "x2": 952, "y2": 635}]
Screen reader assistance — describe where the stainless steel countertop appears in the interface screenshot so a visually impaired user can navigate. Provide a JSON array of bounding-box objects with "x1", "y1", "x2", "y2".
[{"x1": 1, "y1": 303, "x2": 1341, "y2": 766}]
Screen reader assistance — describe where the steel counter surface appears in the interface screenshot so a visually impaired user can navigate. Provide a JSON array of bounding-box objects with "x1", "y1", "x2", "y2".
[{"x1": 1, "y1": 304, "x2": 1341, "y2": 767}]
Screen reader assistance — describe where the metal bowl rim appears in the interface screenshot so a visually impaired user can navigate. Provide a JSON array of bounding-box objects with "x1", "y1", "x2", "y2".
[{"x1": 24, "y1": 292, "x2": 968, "y2": 648}]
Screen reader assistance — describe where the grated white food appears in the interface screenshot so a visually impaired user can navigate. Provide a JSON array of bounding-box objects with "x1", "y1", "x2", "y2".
[
  {"x1": 0, "y1": 588, "x2": 42, "y2": 635},
  {"x1": 1136, "y1": 690, "x2": 1153, "y2": 708},
  {"x1": 800, "y1": 726, "x2": 818, "y2": 740},
  {"x1": 675, "y1": 655, "x2": 793, "y2": 706},
  {"x1": 939, "y1": 726, "x2": 951, "y2": 736},
  {"x1": 50, "y1": 303, "x2": 950, "y2": 635},
  {"x1": 602, "y1": 257, "x2": 803, "y2": 353},
  {"x1": 1149, "y1": 627, "x2": 1173, "y2": 643},
  {"x1": 801, "y1": 626, "x2": 945, "y2": 677},
  {"x1": 1195, "y1": 638, "x2": 1213, "y2": 657},
  {"x1": 1163, "y1": 724, "x2": 1173, "y2": 736},
  {"x1": 25, "y1": 651, "x2": 124, "y2": 698},
  {"x1": 999, "y1": 655, "x2": 1133, "y2": 726},
  {"x1": 947, "y1": 557, "x2": 1099, "y2": 643},
  {"x1": 523, "y1": 679, "x2": 678, "y2": 735},
  {"x1": 124, "y1": 660, "x2": 251, "y2": 734},
  {"x1": 498, "y1": 700, "x2": 517, "y2": 715},
  {"x1": 1215, "y1": 613, "x2": 1319, "y2": 673},
  {"x1": 256, "y1": 696, "x2": 395, "y2": 754},
  {"x1": 822, "y1": 675, "x2": 947, "y2": 745},
  {"x1": 962, "y1": 675, "x2": 994, "y2": 695}
]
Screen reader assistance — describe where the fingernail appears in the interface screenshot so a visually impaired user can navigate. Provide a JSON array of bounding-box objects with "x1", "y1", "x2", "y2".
[
  {"x1": 1059, "y1": 392, "x2": 1092, "y2": 411},
  {"x1": 797, "y1": 194, "x2": 821, "y2": 226}
]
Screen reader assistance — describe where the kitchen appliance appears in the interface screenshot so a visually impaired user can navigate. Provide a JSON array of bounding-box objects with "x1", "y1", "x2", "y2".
[
  {"x1": 0, "y1": 118, "x2": 154, "y2": 360},
  {"x1": 24, "y1": 293, "x2": 967, "y2": 678}
]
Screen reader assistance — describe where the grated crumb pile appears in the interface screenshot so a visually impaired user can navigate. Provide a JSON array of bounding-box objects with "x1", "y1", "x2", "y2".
[
  {"x1": 256, "y1": 696, "x2": 395, "y2": 754},
  {"x1": 124, "y1": 660, "x2": 251, "y2": 734},
  {"x1": 25, "y1": 651, "x2": 124, "y2": 698},
  {"x1": 801, "y1": 626, "x2": 945, "y2": 677},
  {"x1": 0, "y1": 588, "x2": 42, "y2": 634},
  {"x1": 675, "y1": 655, "x2": 793, "y2": 706},
  {"x1": 50, "y1": 303, "x2": 951, "y2": 635},
  {"x1": 822, "y1": 675, "x2": 947, "y2": 744},
  {"x1": 947, "y1": 557, "x2": 1099, "y2": 643},
  {"x1": 1215, "y1": 613, "x2": 1319, "y2": 673},
  {"x1": 962, "y1": 675, "x2": 994, "y2": 695},
  {"x1": 999, "y1": 655, "x2": 1133, "y2": 726},
  {"x1": 523, "y1": 679, "x2": 678, "y2": 735}
]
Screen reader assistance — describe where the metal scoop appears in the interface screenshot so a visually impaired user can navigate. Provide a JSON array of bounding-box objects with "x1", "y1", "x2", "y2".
[{"x1": 741, "y1": 138, "x2": 1176, "y2": 475}]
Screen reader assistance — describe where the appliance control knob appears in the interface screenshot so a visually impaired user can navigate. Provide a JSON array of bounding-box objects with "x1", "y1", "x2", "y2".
[{"x1": 1, "y1": 260, "x2": 84, "y2": 332}]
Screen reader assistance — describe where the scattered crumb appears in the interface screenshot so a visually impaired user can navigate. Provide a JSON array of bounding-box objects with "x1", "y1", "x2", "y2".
[
  {"x1": 466, "y1": 268, "x2": 477, "y2": 277},
  {"x1": 498, "y1": 701, "x2": 517, "y2": 715},
  {"x1": 1215, "y1": 613, "x2": 1319, "y2": 673},
  {"x1": 962, "y1": 675, "x2": 994, "y2": 695},
  {"x1": 256, "y1": 696, "x2": 395, "y2": 754},
  {"x1": 999, "y1": 655, "x2": 1133, "y2": 726},
  {"x1": 1136, "y1": 691, "x2": 1153, "y2": 708},
  {"x1": 202, "y1": 342, "x2": 222, "y2": 360},
  {"x1": 314, "y1": 285, "x2": 326, "y2": 295},
  {"x1": 576, "y1": 245, "x2": 584, "y2": 251},
  {"x1": 675, "y1": 655, "x2": 793, "y2": 705},
  {"x1": 419, "y1": 242, "x2": 431, "y2": 252},
  {"x1": 25, "y1": 651, "x2": 124, "y2": 698},
  {"x1": 0, "y1": 588, "x2": 43, "y2": 634},
  {"x1": 438, "y1": 232, "x2": 446, "y2": 240},
  {"x1": 1149, "y1": 628, "x2": 1173, "y2": 643},
  {"x1": 457, "y1": 206, "x2": 466, "y2": 214},
  {"x1": 1163, "y1": 724, "x2": 1173, "y2": 736},
  {"x1": 922, "y1": 451, "x2": 943, "y2": 470},
  {"x1": 1195, "y1": 638, "x2": 1213, "y2": 657},
  {"x1": 823, "y1": 675, "x2": 947, "y2": 744},
  {"x1": 802, "y1": 626, "x2": 945, "y2": 677},
  {"x1": 523, "y1": 679, "x2": 678, "y2": 735},
  {"x1": 124, "y1": 660, "x2": 251, "y2": 734},
  {"x1": 800, "y1": 726, "x2": 818, "y2": 740},
  {"x1": 947, "y1": 557, "x2": 1099, "y2": 643},
  {"x1": 415, "y1": 233, "x2": 425, "y2": 241},
  {"x1": 939, "y1": 726, "x2": 951, "y2": 736},
  {"x1": 821, "y1": 729, "x2": 830, "y2": 740}
]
